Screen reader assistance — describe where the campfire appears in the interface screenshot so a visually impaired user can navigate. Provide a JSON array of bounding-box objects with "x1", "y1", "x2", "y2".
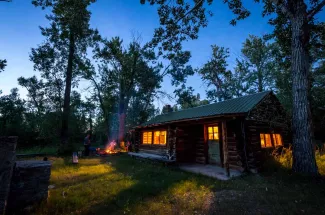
[{"x1": 96, "y1": 140, "x2": 120, "y2": 156}]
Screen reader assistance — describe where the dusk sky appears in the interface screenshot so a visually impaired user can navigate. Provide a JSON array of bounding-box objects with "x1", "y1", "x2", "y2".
[{"x1": 0, "y1": 0, "x2": 272, "y2": 109}]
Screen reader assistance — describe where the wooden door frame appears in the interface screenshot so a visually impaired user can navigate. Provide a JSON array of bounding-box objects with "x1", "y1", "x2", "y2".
[{"x1": 204, "y1": 123, "x2": 224, "y2": 166}]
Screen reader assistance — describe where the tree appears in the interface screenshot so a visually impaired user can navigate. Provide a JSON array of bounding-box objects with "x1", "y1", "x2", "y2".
[
  {"x1": 94, "y1": 37, "x2": 162, "y2": 143},
  {"x1": 32, "y1": 0, "x2": 99, "y2": 149},
  {"x1": 0, "y1": 59, "x2": 6, "y2": 73},
  {"x1": 238, "y1": 35, "x2": 278, "y2": 93},
  {"x1": 142, "y1": 0, "x2": 325, "y2": 175},
  {"x1": 199, "y1": 45, "x2": 233, "y2": 102},
  {"x1": 18, "y1": 76, "x2": 46, "y2": 117},
  {"x1": 94, "y1": 36, "x2": 193, "y2": 144},
  {"x1": 174, "y1": 84, "x2": 209, "y2": 109},
  {"x1": 0, "y1": 88, "x2": 25, "y2": 136}
]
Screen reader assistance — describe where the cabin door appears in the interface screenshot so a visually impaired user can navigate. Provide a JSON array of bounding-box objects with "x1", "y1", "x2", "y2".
[{"x1": 207, "y1": 125, "x2": 221, "y2": 164}]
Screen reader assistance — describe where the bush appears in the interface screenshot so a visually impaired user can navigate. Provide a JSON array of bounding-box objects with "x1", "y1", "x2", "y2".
[{"x1": 271, "y1": 146, "x2": 325, "y2": 175}]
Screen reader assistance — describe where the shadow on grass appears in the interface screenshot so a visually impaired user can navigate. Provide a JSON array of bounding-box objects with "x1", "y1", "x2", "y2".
[{"x1": 84, "y1": 155, "x2": 221, "y2": 214}]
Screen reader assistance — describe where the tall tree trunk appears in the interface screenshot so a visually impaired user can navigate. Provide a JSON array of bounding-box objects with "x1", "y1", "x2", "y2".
[
  {"x1": 291, "y1": 2, "x2": 318, "y2": 174},
  {"x1": 61, "y1": 32, "x2": 75, "y2": 147},
  {"x1": 118, "y1": 95, "x2": 126, "y2": 146},
  {"x1": 257, "y1": 68, "x2": 263, "y2": 92}
]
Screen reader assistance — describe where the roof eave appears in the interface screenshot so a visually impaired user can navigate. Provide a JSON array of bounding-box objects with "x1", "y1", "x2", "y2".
[{"x1": 134, "y1": 112, "x2": 247, "y2": 129}]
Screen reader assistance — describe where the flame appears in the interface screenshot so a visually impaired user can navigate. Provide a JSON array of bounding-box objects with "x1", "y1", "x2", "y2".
[{"x1": 104, "y1": 140, "x2": 118, "y2": 154}]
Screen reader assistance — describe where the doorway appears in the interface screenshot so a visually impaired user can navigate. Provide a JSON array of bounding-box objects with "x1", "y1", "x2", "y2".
[{"x1": 207, "y1": 125, "x2": 221, "y2": 165}]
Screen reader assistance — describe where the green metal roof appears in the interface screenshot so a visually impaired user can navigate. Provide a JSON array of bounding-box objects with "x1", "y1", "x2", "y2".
[{"x1": 140, "y1": 91, "x2": 271, "y2": 127}]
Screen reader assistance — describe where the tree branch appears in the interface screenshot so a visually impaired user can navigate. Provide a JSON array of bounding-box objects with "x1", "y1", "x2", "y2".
[
  {"x1": 175, "y1": 0, "x2": 204, "y2": 23},
  {"x1": 308, "y1": 0, "x2": 325, "y2": 19},
  {"x1": 270, "y1": 0, "x2": 294, "y2": 20}
]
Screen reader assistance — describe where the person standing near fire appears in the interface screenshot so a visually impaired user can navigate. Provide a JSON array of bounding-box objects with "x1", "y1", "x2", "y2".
[{"x1": 84, "y1": 133, "x2": 91, "y2": 156}]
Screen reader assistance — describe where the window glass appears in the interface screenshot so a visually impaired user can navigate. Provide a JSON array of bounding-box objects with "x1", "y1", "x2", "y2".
[
  {"x1": 160, "y1": 131, "x2": 166, "y2": 144},
  {"x1": 265, "y1": 134, "x2": 272, "y2": 147},
  {"x1": 208, "y1": 126, "x2": 219, "y2": 140},
  {"x1": 260, "y1": 133, "x2": 273, "y2": 148},
  {"x1": 260, "y1": 134, "x2": 265, "y2": 148},
  {"x1": 261, "y1": 133, "x2": 283, "y2": 148},
  {"x1": 142, "y1": 132, "x2": 152, "y2": 144},
  {"x1": 273, "y1": 134, "x2": 283, "y2": 146}
]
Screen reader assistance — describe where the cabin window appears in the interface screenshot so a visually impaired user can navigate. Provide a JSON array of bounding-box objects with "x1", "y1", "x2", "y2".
[
  {"x1": 273, "y1": 134, "x2": 283, "y2": 146},
  {"x1": 260, "y1": 133, "x2": 283, "y2": 148},
  {"x1": 154, "y1": 131, "x2": 167, "y2": 145},
  {"x1": 260, "y1": 133, "x2": 272, "y2": 148},
  {"x1": 208, "y1": 126, "x2": 219, "y2": 140},
  {"x1": 142, "y1": 131, "x2": 152, "y2": 144}
]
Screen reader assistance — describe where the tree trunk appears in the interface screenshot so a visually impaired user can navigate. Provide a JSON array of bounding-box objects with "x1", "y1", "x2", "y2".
[
  {"x1": 291, "y1": 3, "x2": 318, "y2": 174},
  {"x1": 61, "y1": 32, "x2": 75, "y2": 147},
  {"x1": 118, "y1": 95, "x2": 126, "y2": 146},
  {"x1": 257, "y1": 68, "x2": 263, "y2": 92}
]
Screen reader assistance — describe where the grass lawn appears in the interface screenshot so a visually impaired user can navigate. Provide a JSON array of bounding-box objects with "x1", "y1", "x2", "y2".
[{"x1": 31, "y1": 154, "x2": 325, "y2": 215}]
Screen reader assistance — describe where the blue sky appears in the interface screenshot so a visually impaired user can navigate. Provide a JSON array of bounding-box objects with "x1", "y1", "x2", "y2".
[{"x1": 0, "y1": 0, "x2": 272, "y2": 109}]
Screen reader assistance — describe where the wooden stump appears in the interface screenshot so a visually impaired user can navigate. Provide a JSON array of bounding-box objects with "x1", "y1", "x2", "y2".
[
  {"x1": 0, "y1": 136, "x2": 18, "y2": 215},
  {"x1": 6, "y1": 160, "x2": 51, "y2": 213}
]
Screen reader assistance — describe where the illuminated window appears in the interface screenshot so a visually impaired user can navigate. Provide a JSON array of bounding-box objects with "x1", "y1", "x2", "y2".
[
  {"x1": 142, "y1": 131, "x2": 152, "y2": 144},
  {"x1": 273, "y1": 134, "x2": 283, "y2": 146},
  {"x1": 260, "y1": 133, "x2": 283, "y2": 148},
  {"x1": 154, "y1": 131, "x2": 167, "y2": 145},
  {"x1": 208, "y1": 126, "x2": 219, "y2": 140},
  {"x1": 260, "y1": 133, "x2": 272, "y2": 148}
]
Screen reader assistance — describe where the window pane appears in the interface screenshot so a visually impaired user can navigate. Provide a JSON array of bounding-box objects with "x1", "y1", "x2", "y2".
[
  {"x1": 209, "y1": 134, "x2": 214, "y2": 140},
  {"x1": 143, "y1": 132, "x2": 148, "y2": 144},
  {"x1": 276, "y1": 134, "x2": 282, "y2": 146},
  {"x1": 208, "y1": 127, "x2": 213, "y2": 134},
  {"x1": 214, "y1": 133, "x2": 219, "y2": 140},
  {"x1": 154, "y1": 131, "x2": 160, "y2": 144},
  {"x1": 148, "y1": 132, "x2": 152, "y2": 144},
  {"x1": 160, "y1": 131, "x2": 166, "y2": 144},
  {"x1": 213, "y1": 126, "x2": 218, "y2": 133},
  {"x1": 265, "y1": 134, "x2": 272, "y2": 147},
  {"x1": 260, "y1": 134, "x2": 265, "y2": 148},
  {"x1": 272, "y1": 134, "x2": 277, "y2": 145}
]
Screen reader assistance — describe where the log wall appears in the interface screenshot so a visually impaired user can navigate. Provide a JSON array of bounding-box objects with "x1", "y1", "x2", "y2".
[
  {"x1": 224, "y1": 120, "x2": 246, "y2": 171},
  {"x1": 245, "y1": 93, "x2": 291, "y2": 172}
]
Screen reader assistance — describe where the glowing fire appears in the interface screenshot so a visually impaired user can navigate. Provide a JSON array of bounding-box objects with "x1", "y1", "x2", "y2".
[
  {"x1": 96, "y1": 140, "x2": 119, "y2": 156},
  {"x1": 105, "y1": 140, "x2": 118, "y2": 154}
]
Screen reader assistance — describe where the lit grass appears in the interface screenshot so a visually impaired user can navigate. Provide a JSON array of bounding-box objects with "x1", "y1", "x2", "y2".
[{"x1": 31, "y1": 155, "x2": 325, "y2": 215}]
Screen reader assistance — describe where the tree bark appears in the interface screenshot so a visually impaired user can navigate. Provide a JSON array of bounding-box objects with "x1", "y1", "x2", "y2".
[
  {"x1": 61, "y1": 32, "x2": 75, "y2": 147},
  {"x1": 257, "y1": 68, "x2": 263, "y2": 92},
  {"x1": 291, "y1": 1, "x2": 318, "y2": 174},
  {"x1": 118, "y1": 93, "x2": 126, "y2": 146}
]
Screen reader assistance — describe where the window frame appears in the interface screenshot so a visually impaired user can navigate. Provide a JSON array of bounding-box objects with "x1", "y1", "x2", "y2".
[
  {"x1": 207, "y1": 125, "x2": 219, "y2": 141},
  {"x1": 260, "y1": 132, "x2": 283, "y2": 148},
  {"x1": 142, "y1": 129, "x2": 167, "y2": 146}
]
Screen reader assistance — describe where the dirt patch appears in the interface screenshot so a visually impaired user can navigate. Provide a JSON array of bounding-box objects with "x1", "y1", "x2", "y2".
[{"x1": 203, "y1": 190, "x2": 273, "y2": 215}]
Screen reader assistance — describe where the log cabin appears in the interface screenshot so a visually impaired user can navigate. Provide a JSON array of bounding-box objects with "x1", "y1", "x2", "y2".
[{"x1": 131, "y1": 91, "x2": 290, "y2": 173}]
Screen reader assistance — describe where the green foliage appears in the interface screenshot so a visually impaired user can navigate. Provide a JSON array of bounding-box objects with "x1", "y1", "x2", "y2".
[
  {"x1": 0, "y1": 59, "x2": 7, "y2": 72},
  {"x1": 237, "y1": 35, "x2": 279, "y2": 93},
  {"x1": 199, "y1": 45, "x2": 233, "y2": 102},
  {"x1": 31, "y1": 0, "x2": 100, "y2": 148},
  {"x1": 271, "y1": 147, "x2": 325, "y2": 175},
  {"x1": 174, "y1": 84, "x2": 209, "y2": 109}
]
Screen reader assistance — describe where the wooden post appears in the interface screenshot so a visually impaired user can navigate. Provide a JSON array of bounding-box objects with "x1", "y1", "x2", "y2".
[
  {"x1": 0, "y1": 136, "x2": 17, "y2": 215},
  {"x1": 222, "y1": 122, "x2": 230, "y2": 177}
]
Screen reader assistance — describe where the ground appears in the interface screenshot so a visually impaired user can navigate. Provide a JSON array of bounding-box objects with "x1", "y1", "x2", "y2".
[{"x1": 27, "y1": 154, "x2": 325, "y2": 215}]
